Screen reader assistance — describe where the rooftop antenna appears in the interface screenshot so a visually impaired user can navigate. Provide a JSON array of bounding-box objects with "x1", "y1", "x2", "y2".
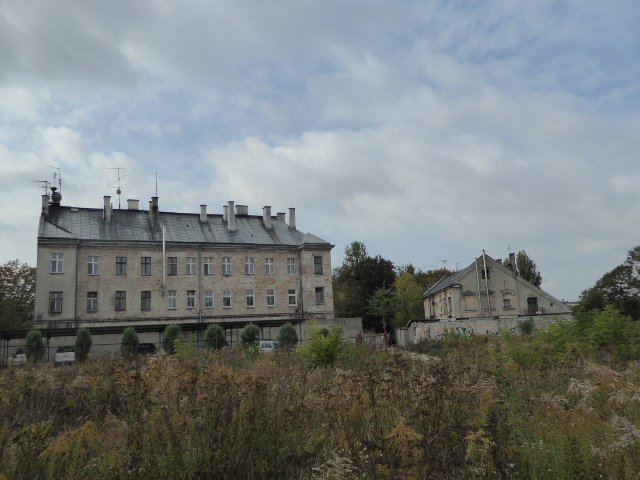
[
  {"x1": 32, "y1": 180, "x2": 50, "y2": 194},
  {"x1": 440, "y1": 259, "x2": 448, "y2": 269},
  {"x1": 106, "y1": 167, "x2": 126, "y2": 209},
  {"x1": 49, "y1": 165, "x2": 62, "y2": 192},
  {"x1": 155, "y1": 163, "x2": 158, "y2": 196}
]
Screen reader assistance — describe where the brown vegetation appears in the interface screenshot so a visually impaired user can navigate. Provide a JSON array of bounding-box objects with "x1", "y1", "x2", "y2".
[{"x1": 1, "y1": 332, "x2": 640, "y2": 479}]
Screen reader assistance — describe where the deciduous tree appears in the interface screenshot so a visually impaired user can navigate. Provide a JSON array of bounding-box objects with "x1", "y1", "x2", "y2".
[
  {"x1": 516, "y1": 250, "x2": 542, "y2": 287},
  {"x1": 0, "y1": 260, "x2": 35, "y2": 331}
]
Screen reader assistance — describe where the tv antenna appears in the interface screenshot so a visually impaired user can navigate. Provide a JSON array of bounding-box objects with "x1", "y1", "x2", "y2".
[
  {"x1": 32, "y1": 179, "x2": 50, "y2": 194},
  {"x1": 106, "y1": 167, "x2": 126, "y2": 209},
  {"x1": 49, "y1": 165, "x2": 62, "y2": 191}
]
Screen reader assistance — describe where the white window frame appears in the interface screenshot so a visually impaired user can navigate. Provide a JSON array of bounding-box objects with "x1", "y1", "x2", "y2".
[
  {"x1": 265, "y1": 257, "x2": 274, "y2": 275},
  {"x1": 245, "y1": 257, "x2": 255, "y2": 275},
  {"x1": 50, "y1": 253, "x2": 64, "y2": 274},
  {"x1": 204, "y1": 257, "x2": 214, "y2": 275},
  {"x1": 186, "y1": 257, "x2": 196, "y2": 275},
  {"x1": 288, "y1": 289, "x2": 297, "y2": 306},
  {"x1": 222, "y1": 257, "x2": 231, "y2": 276},
  {"x1": 167, "y1": 290, "x2": 177, "y2": 309},
  {"x1": 286, "y1": 257, "x2": 295, "y2": 275},
  {"x1": 187, "y1": 290, "x2": 196, "y2": 308},
  {"x1": 88, "y1": 256, "x2": 99, "y2": 275},
  {"x1": 246, "y1": 289, "x2": 255, "y2": 307},
  {"x1": 223, "y1": 289, "x2": 231, "y2": 308},
  {"x1": 204, "y1": 289, "x2": 213, "y2": 308},
  {"x1": 267, "y1": 288, "x2": 275, "y2": 307}
]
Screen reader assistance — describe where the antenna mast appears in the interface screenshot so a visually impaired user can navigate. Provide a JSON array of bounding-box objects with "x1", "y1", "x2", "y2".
[
  {"x1": 155, "y1": 164, "x2": 158, "y2": 196},
  {"x1": 32, "y1": 180, "x2": 50, "y2": 194},
  {"x1": 49, "y1": 165, "x2": 62, "y2": 191},
  {"x1": 106, "y1": 167, "x2": 126, "y2": 209}
]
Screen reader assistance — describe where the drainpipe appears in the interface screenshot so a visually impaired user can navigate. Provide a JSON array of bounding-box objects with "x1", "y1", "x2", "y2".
[
  {"x1": 161, "y1": 223, "x2": 166, "y2": 295},
  {"x1": 482, "y1": 250, "x2": 491, "y2": 316},
  {"x1": 475, "y1": 258, "x2": 483, "y2": 318}
]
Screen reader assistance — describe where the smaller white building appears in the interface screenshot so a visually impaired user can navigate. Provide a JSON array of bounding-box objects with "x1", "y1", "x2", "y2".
[{"x1": 423, "y1": 252, "x2": 570, "y2": 320}]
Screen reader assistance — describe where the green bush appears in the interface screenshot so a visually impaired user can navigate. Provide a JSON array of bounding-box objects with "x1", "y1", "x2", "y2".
[
  {"x1": 518, "y1": 317, "x2": 535, "y2": 335},
  {"x1": 163, "y1": 324, "x2": 182, "y2": 354},
  {"x1": 75, "y1": 328, "x2": 92, "y2": 362},
  {"x1": 204, "y1": 325, "x2": 227, "y2": 350},
  {"x1": 25, "y1": 329, "x2": 45, "y2": 363},
  {"x1": 121, "y1": 327, "x2": 139, "y2": 357},
  {"x1": 277, "y1": 323, "x2": 298, "y2": 350},
  {"x1": 298, "y1": 322, "x2": 349, "y2": 368},
  {"x1": 241, "y1": 324, "x2": 260, "y2": 348}
]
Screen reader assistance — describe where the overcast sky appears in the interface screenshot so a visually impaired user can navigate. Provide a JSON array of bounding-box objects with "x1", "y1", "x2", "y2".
[{"x1": 1, "y1": 1, "x2": 638, "y2": 300}]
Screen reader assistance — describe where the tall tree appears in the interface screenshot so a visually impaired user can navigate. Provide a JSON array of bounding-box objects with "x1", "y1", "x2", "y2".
[
  {"x1": 333, "y1": 242, "x2": 396, "y2": 331},
  {"x1": 578, "y1": 246, "x2": 640, "y2": 319},
  {"x1": 0, "y1": 260, "x2": 35, "y2": 331},
  {"x1": 394, "y1": 272, "x2": 425, "y2": 326},
  {"x1": 516, "y1": 250, "x2": 542, "y2": 287},
  {"x1": 368, "y1": 286, "x2": 399, "y2": 328}
]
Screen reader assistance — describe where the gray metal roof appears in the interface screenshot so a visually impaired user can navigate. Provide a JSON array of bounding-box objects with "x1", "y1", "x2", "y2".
[
  {"x1": 39, "y1": 207, "x2": 332, "y2": 248},
  {"x1": 422, "y1": 264, "x2": 476, "y2": 298}
]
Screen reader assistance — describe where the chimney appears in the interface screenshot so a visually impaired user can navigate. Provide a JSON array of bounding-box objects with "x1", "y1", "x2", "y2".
[
  {"x1": 288, "y1": 207, "x2": 296, "y2": 229},
  {"x1": 276, "y1": 212, "x2": 286, "y2": 223},
  {"x1": 200, "y1": 204, "x2": 207, "y2": 222},
  {"x1": 149, "y1": 196, "x2": 159, "y2": 225},
  {"x1": 104, "y1": 196, "x2": 112, "y2": 223},
  {"x1": 262, "y1": 206, "x2": 272, "y2": 229},
  {"x1": 223, "y1": 204, "x2": 228, "y2": 222},
  {"x1": 227, "y1": 200, "x2": 236, "y2": 232},
  {"x1": 509, "y1": 252, "x2": 517, "y2": 274},
  {"x1": 41, "y1": 194, "x2": 50, "y2": 216},
  {"x1": 127, "y1": 199, "x2": 139, "y2": 210},
  {"x1": 235, "y1": 204, "x2": 248, "y2": 216}
]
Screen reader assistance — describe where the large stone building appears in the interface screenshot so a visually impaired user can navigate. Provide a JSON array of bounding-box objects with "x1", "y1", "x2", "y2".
[
  {"x1": 423, "y1": 252, "x2": 570, "y2": 320},
  {"x1": 34, "y1": 189, "x2": 334, "y2": 333}
]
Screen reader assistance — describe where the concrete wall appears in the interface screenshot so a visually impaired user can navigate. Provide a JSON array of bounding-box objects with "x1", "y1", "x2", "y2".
[{"x1": 409, "y1": 313, "x2": 572, "y2": 344}]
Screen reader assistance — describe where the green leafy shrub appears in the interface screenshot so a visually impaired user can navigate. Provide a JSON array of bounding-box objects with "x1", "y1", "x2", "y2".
[
  {"x1": 204, "y1": 325, "x2": 227, "y2": 350},
  {"x1": 25, "y1": 329, "x2": 45, "y2": 363},
  {"x1": 298, "y1": 322, "x2": 349, "y2": 368},
  {"x1": 241, "y1": 323, "x2": 260, "y2": 348},
  {"x1": 74, "y1": 328, "x2": 92, "y2": 362},
  {"x1": 518, "y1": 317, "x2": 535, "y2": 335},
  {"x1": 121, "y1": 327, "x2": 139, "y2": 357},
  {"x1": 277, "y1": 323, "x2": 298, "y2": 350},
  {"x1": 163, "y1": 324, "x2": 181, "y2": 354}
]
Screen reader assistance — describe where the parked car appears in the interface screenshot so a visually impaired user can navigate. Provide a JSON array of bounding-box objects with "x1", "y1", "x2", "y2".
[
  {"x1": 259, "y1": 340, "x2": 279, "y2": 353},
  {"x1": 138, "y1": 343, "x2": 158, "y2": 355},
  {"x1": 10, "y1": 348, "x2": 26, "y2": 366},
  {"x1": 54, "y1": 346, "x2": 75, "y2": 365}
]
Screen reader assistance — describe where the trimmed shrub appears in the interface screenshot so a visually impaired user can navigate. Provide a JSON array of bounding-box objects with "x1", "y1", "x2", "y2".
[
  {"x1": 121, "y1": 327, "x2": 139, "y2": 357},
  {"x1": 163, "y1": 324, "x2": 182, "y2": 354},
  {"x1": 204, "y1": 325, "x2": 227, "y2": 350},
  {"x1": 241, "y1": 324, "x2": 260, "y2": 348},
  {"x1": 25, "y1": 329, "x2": 45, "y2": 363},
  {"x1": 278, "y1": 323, "x2": 298, "y2": 350},
  {"x1": 75, "y1": 328, "x2": 92, "y2": 362}
]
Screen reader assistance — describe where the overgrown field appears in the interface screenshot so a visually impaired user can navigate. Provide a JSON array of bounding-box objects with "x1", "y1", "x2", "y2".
[{"x1": 2, "y1": 319, "x2": 640, "y2": 478}]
